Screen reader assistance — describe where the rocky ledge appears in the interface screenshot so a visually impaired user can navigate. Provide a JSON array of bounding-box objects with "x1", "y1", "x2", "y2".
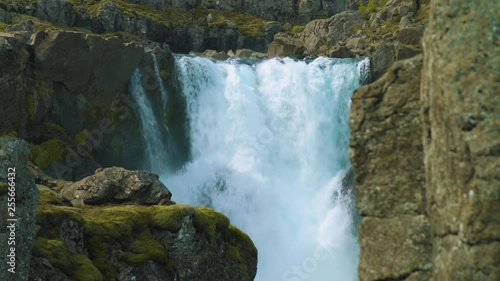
[
  {"x1": 0, "y1": 0, "x2": 286, "y2": 53},
  {"x1": 269, "y1": 0, "x2": 428, "y2": 79},
  {"x1": 0, "y1": 137, "x2": 258, "y2": 281}
]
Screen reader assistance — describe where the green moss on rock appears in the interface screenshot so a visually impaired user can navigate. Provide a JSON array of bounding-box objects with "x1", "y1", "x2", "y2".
[
  {"x1": 71, "y1": 0, "x2": 271, "y2": 37},
  {"x1": 75, "y1": 129, "x2": 91, "y2": 149},
  {"x1": 363, "y1": 19, "x2": 400, "y2": 39},
  {"x1": 101, "y1": 31, "x2": 141, "y2": 42},
  {"x1": 38, "y1": 185, "x2": 66, "y2": 206},
  {"x1": 42, "y1": 123, "x2": 67, "y2": 136},
  {"x1": 46, "y1": 178, "x2": 72, "y2": 192},
  {"x1": 1, "y1": 131, "x2": 17, "y2": 138},
  {"x1": 33, "y1": 202, "x2": 256, "y2": 279},
  {"x1": 31, "y1": 139, "x2": 66, "y2": 169},
  {"x1": 11, "y1": 13, "x2": 91, "y2": 33},
  {"x1": 119, "y1": 229, "x2": 175, "y2": 272},
  {"x1": 83, "y1": 206, "x2": 149, "y2": 239},
  {"x1": 37, "y1": 205, "x2": 83, "y2": 238},
  {"x1": 193, "y1": 206, "x2": 230, "y2": 240},
  {"x1": 151, "y1": 204, "x2": 196, "y2": 232},
  {"x1": 290, "y1": 25, "x2": 305, "y2": 35},
  {"x1": 0, "y1": 182, "x2": 9, "y2": 196},
  {"x1": 26, "y1": 94, "x2": 36, "y2": 121},
  {"x1": 226, "y1": 225, "x2": 258, "y2": 259},
  {"x1": 359, "y1": 0, "x2": 381, "y2": 14},
  {"x1": 203, "y1": 8, "x2": 272, "y2": 37},
  {"x1": 33, "y1": 237, "x2": 103, "y2": 281}
]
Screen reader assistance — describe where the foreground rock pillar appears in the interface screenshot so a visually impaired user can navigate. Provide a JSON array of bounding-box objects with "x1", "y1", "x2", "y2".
[
  {"x1": 0, "y1": 138, "x2": 40, "y2": 281},
  {"x1": 421, "y1": 0, "x2": 500, "y2": 280},
  {"x1": 351, "y1": 55, "x2": 432, "y2": 281}
]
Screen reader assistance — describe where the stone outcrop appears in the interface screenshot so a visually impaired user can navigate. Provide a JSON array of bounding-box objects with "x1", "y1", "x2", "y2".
[
  {"x1": 119, "y1": 0, "x2": 355, "y2": 23},
  {"x1": 0, "y1": 138, "x2": 40, "y2": 281},
  {"x1": 267, "y1": 32, "x2": 305, "y2": 58},
  {"x1": 34, "y1": 0, "x2": 75, "y2": 26},
  {"x1": 351, "y1": 55, "x2": 432, "y2": 281},
  {"x1": 269, "y1": 0, "x2": 428, "y2": 78},
  {"x1": 0, "y1": 138, "x2": 258, "y2": 281},
  {"x1": 421, "y1": 0, "x2": 500, "y2": 279},
  {"x1": 351, "y1": 0, "x2": 499, "y2": 280},
  {"x1": 33, "y1": 201, "x2": 258, "y2": 281},
  {"x1": 0, "y1": 30, "x2": 176, "y2": 181},
  {"x1": 0, "y1": 1, "x2": 280, "y2": 53},
  {"x1": 32, "y1": 169, "x2": 258, "y2": 281},
  {"x1": 60, "y1": 167, "x2": 174, "y2": 206},
  {"x1": 301, "y1": 10, "x2": 367, "y2": 55},
  {"x1": 31, "y1": 31, "x2": 143, "y2": 106}
]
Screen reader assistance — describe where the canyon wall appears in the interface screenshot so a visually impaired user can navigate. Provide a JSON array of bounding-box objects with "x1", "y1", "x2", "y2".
[
  {"x1": 351, "y1": 0, "x2": 499, "y2": 280},
  {"x1": 0, "y1": 30, "x2": 177, "y2": 180},
  {"x1": 421, "y1": 0, "x2": 500, "y2": 279},
  {"x1": 351, "y1": 55, "x2": 432, "y2": 281}
]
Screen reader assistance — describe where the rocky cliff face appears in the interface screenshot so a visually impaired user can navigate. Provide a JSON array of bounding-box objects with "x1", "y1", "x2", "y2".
[
  {"x1": 0, "y1": 138, "x2": 258, "y2": 281},
  {"x1": 84, "y1": 0, "x2": 354, "y2": 23},
  {"x1": 421, "y1": 0, "x2": 500, "y2": 279},
  {"x1": 0, "y1": 0, "x2": 283, "y2": 53},
  {"x1": 351, "y1": 0, "x2": 499, "y2": 280},
  {"x1": 32, "y1": 167, "x2": 257, "y2": 281},
  {"x1": 269, "y1": 0, "x2": 427, "y2": 79},
  {"x1": 0, "y1": 30, "x2": 177, "y2": 181},
  {"x1": 351, "y1": 55, "x2": 432, "y2": 281}
]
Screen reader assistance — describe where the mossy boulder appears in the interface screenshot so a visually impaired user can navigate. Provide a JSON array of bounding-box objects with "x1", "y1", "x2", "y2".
[
  {"x1": 33, "y1": 187, "x2": 258, "y2": 281},
  {"x1": 60, "y1": 167, "x2": 174, "y2": 206}
]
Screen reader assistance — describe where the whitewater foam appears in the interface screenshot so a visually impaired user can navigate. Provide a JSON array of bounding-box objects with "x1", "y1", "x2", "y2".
[{"x1": 162, "y1": 56, "x2": 369, "y2": 281}]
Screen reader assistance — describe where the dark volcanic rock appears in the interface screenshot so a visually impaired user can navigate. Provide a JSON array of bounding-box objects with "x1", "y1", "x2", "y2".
[
  {"x1": 0, "y1": 138, "x2": 40, "y2": 281},
  {"x1": 31, "y1": 31, "x2": 143, "y2": 105},
  {"x1": 34, "y1": 0, "x2": 75, "y2": 27}
]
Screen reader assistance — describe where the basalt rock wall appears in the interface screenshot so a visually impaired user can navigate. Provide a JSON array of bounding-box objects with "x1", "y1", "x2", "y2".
[
  {"x1": 351, "y1": 0, "x2": 500, "y2": 280},
  {"x1": 421, "y1": 0, "x2": 500, "y2": 279},
  {"x1": 0, "y1": 30, "x2": 176, "y2": 181}
]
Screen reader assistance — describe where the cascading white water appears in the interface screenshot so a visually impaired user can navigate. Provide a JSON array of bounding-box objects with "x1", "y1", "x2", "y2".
[
  {"x1": 129, "y1": 68, "x2": 168, "y2": 172},
  {"x1": 152, "y1": 54, "x2": 169, "y2": 111},
  {"x1": 162, "y1": 56, "x2": 369, "y2": 281}
]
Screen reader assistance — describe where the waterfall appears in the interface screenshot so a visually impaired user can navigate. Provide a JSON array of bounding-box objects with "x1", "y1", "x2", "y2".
[
  {"x1": 161, "y1": 56, "x2": 369, "y2": 281},
  {"x1": 129, "y1": 68, "x2": 168, "y2": 172},
  {"x1": 152, "y1": 54, "x2": 169, "y2": 111}
]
